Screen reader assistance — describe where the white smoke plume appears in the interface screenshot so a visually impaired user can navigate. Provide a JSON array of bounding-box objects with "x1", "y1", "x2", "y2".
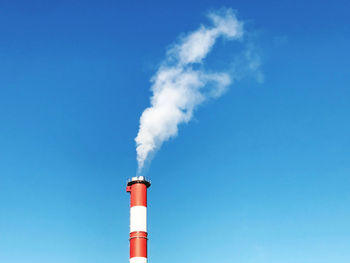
[{"x1": 135, "y1": 8, "x2": 249, "y2": 172}]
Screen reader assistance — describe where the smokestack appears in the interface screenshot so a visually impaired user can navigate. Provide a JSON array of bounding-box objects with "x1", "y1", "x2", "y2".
[{"x1": 126, "y1": 176, "x2": 151, "y2": 263}]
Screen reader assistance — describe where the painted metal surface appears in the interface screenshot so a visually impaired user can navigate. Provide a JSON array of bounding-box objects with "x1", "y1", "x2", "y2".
[
  {"x1": 130, "y1": 206, "x2": 147, "y2": 232},
  {"x1": 129, "y1": 257, "x2": 147, "y2": 263},
  {"x1": 127, "y1": 177, "x2": 150, "y2": 263}
]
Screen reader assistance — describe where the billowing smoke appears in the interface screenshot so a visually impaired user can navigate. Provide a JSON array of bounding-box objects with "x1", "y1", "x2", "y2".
[{"x1": 135, "y1": 8, "x2": 256, "y2": 172}]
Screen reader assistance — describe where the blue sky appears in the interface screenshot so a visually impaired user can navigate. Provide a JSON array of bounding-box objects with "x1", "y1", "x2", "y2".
[{"x1": 0, "y1": 1, "x2": 349, "y2": 263}]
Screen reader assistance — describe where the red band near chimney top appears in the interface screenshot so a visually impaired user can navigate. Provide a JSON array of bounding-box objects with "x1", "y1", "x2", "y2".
[{"x1": 130, "y1": 183, "x2": 147, "y2": 207}]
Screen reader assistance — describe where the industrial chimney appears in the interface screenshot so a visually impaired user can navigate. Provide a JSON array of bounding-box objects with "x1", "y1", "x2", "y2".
[{"x1": 126, "y1": 176, "x2": 151, "y2": 263}]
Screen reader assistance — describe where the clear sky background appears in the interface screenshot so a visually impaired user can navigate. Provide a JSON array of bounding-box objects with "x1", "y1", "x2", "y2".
[{"x1": 0, "y1": 1, "x2": 349, "y2": 263}]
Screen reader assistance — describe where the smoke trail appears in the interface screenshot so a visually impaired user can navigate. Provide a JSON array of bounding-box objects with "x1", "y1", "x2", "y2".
[{"x1": 135, "y1": 8, "x2": 252, "y2": 172}]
